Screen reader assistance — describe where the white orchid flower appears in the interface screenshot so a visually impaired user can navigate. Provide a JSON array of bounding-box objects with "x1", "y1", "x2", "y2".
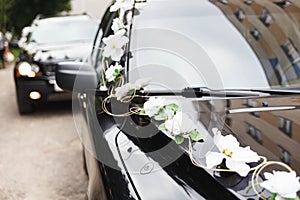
[
  {"x1": 103, "y1": 29, "x2": 129, "y2": 61},
  {"x1": 110, "y1": 0, "x2": 134, "y2": 12},
  {"x1": 144, "y1": 97, "x2": 166, "y2": 117},
  {"x1": 99, "y1": 85, "x2": 108, "y2": 91},
  {"x1": 133, "y1": 77, "x2": 152, "y2": 90},
  {"x1": 260, "y1": 171, "x2": 300, "y2": 200},
  {"x1": 105, "y1": 63, "x2": 124, "y2": 82},
  {"x1": 165, "y1": 111, "x2": 196, "y2": 136},
  {"x1": 206, "y1": 129, "x2": 260, "y2": 177},
  {"x1": 115, "y1": 83, "x2": 133, "y2": 100},
  {"x1": 111, "y1": 18, "x2": 125, "y2": 33},
  {"x1": 114, "y1": 78, "x2": 151, "y2": 100}
]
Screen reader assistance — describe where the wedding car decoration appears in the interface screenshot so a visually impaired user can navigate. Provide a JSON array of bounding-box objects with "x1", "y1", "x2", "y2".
[
  {"x1": 141, "y1": 97, "x2": 203, "y2": 144},
  {"x1": 105, "y1": 63, "x2": 124, "y2": 83},
  {"x1": 98, "y1": 2, "x2": 300, "y2": 199},
  {"x1": 161, "y1": 111, "x2": 203, "y2": 144},
  {"x1": 110, "y1": 0, "x2": 134, "y2": 12},
  {"x1": 260, "y1": 171, "x2": 300, "y2": 200},
  {"x1": 115, "y1": 77, "x2": 151, "y2": 100},
  {"x1": 251, "y1": 160, "x2": 300, "y2": 200},
  {"x1": 102, "y1": 29, "x2": 129, "y2": 61},
  {"x1": 205, "y1": 128, "x2": 260, "y2": 177}
]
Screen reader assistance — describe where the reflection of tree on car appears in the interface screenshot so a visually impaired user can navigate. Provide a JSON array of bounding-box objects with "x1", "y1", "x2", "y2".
[{"x1": 13, "y1": 14, "x2": 99, "y2": 114}]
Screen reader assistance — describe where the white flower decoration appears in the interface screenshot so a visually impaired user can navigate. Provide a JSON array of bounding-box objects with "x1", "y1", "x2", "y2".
[
  {"x1": 25, "y1": 43, "x2": 37, "y2": 55},
  {"x1": 105, "y1": 63, "x2": 124, "y2": 82},
  {"x1": 103, "y1": 29, "x2": 129, "y2": 61},
  {"x1": 133, "y1": 77, "x2": 152, "y2": 90},
  {"x1": 260, "y1": 171, "x2": 300, "y2": 200},
  {"x1": 115, "y1": 83, "x2": 133, "y2": 100},
  {"x1": 206, "y1": 129, "x2": 260, "y2": 177},
  {"x1": 33, "y1": 50, "x2": 43, "y2": 61},
  {"x1": 110, "y1": 0, "x2": 134, "y2": 12},
  {"x1": 115, "y1": 78, "x2": 151, "y2": 100},
  {"x1": 111, "y1": 18, "x2": 125, "y2": 33},
  {"x1": 165, "y1": 111, "x2": 196, "y2": 136},
  {"x1": 99, "y1": 85, "x2": 108, "y2": 91},
  {"x1": 144, "y1": 97, "x2": 166, "y2": 117}
]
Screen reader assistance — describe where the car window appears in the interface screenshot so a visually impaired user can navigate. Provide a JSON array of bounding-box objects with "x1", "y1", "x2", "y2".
[
  {"x1": 28, "y1": 16, "x2": 98, "y2": 44},
  {"x1": 93, "y1": 9, "x2": 118, "y2": 81}
]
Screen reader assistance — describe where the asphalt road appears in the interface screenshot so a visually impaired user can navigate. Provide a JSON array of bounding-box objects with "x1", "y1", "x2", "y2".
[{"x1": 0, "y1": 64, "x2": 88, "y2": 200}]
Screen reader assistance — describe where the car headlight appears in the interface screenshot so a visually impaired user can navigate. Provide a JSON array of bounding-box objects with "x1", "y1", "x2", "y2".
[{"x1": 17, "y1": 62, "x2": 40, "y2": 77}]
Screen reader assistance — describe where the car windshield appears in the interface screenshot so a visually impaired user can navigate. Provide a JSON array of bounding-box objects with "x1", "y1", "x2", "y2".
[
  {"x1": 28, "y1": 16, "x2": 98, "y2": 44},
  {"x1": 129, "y1": 0, "x2": 300, "y2": 91}
]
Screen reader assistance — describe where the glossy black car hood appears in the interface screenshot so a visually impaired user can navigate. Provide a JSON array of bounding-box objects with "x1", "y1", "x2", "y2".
[{"x1": 95, "y1": 94, "x2": 300, "y2": 200}]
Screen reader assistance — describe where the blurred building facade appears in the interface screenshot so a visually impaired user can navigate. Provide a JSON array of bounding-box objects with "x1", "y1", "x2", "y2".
[
  {"x1": 70, "y1": 0, "x2": 112, "y2": 19},
  {"x1": 226, "y1": 97, "x2": 300, "y2": 174},
  {"x1": 206, "y1": 0, "x2": 300, "y2": 173},
  {"x1": 210, "y1": 0, "x2": 300, "y2": 87}
]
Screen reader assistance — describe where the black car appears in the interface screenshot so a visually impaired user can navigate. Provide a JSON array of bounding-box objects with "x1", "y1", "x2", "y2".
[
  {"x1": 14, "y1": 14, "x2": 99, "y2": 114},
  {"x1": 56, "y1": 0, "x2": 300, "y2": 199}
]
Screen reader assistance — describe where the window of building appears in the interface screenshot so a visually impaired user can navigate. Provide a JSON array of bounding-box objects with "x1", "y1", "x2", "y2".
[
  {"x1": 244, "y1": 99, "x2": 258, "y2": 107},
  {"x1": 250, "y1": 27, "x2": 261, "y2": 40},
  {"x1": 244, "y1": 0, "x2": 253, "y2": 5},
  {"x1": 235, "y1": 8, "x2": 245, "y2": 22},
  {"x1": 274, "y1": 0, "x2": 291, "y2": 8},
  {"x1": 282, "y1": 40, "x2": 300, "y2": 77},
  {"x1": 225, "y1": 117, "x2": 232, "y2": 127},
  {"x1": 279, "y1": 117, "x2": 292, "y2": 137},
  {"x1": 284, "y1": 66, "x2": 298, "y2": 82},
  {"x1": 260, "y1": 9, "x2": 273, "y2": 26},
  {"x1": 243, "y1": 99, "x2": 260, "y2": 117},
  {"x1": 219, "y1": 0, "x2": 228, "y2": 4},
  {"x1": 279, "y1": 146, "x2": 291, "y2": 165},
  {"x1": 282, "y1": 40, "x2": 299, "y2": 62},
  {"x1": 248, "y1": 124, "x2": 263, "y2": 144},
  {"x1": 226, "y1": 99, "x2": 231, "y2": 108}
]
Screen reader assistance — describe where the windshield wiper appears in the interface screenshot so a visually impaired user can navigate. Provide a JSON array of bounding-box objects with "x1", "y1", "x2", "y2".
[
  {"x1": 249, "y1": 88, "x2": 300, "y2": 95},
  {"x1": 95, "y1": 87, "x2": 269, "y2": 98},
  {"x1": 95, "y1": 87, "x2": 300, "y2": 98},
  {"x1": 144, "y1": 87, "x2": 269, "y2": 98}
]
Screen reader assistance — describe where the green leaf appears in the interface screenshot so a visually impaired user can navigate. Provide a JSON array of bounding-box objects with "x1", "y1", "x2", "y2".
[
  {"x1": 245, "y1": 185, "x2": 252, "y2": 194},
  {"x1": 174, "y1": 135, "x2": 184, "y2": 144},
  {"x1": 139, "y1": 109, "x2": 146, "y2": 115},
  {"x1": 158, "y1": 123, "x2": 167, "y2": 131},
  {"x1": 286, "y1": 197, "x2": 300, "y2": 200},
  {"x1": 113, "y1": 68, "x2": 123, "y2": 77},
  {"x1": 165, "y1": 104, "x2": 179, "y2": 112},
  {"x1": 188, "y1": 130, "x2": 204, "y2": 142},
  {"x1": 154, "y1": 109, "x2": 168, "y2": 121},
  {"x1": 127, "y1": 89, "x2": 134, "y2": 97},
  {"x1": 113, "y1": 72, "x2": 119, "y2": 76},
  {"x1": 270, "y1": 193, "x2": 276, "y2": 200}
]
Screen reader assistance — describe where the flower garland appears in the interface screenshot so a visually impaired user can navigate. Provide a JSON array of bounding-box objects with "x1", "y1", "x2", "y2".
[
  {"x1": 251, "y1": 161, "x2": 300, "y2": 200},
  {"x1": 99, "y1": 1, "x2": 300, "y2": 199}
]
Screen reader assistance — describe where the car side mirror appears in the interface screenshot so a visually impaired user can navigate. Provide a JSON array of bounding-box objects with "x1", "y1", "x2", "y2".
[{"x1": 56, "y1": 62, "x2": 98, "y2": 93}]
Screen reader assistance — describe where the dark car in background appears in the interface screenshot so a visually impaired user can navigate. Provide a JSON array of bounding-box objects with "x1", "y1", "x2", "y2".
[
  {"x1": 57, "y1": 0, "x2": 300, "y2": 199},
  {"x1": 14, "y1": 14, "x2": 99, "y2": 114}
]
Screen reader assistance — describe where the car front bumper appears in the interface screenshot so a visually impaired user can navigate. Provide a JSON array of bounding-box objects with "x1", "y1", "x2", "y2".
[{"x1": 15, "y1": 76, "x2": 70, "y2": 104}]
